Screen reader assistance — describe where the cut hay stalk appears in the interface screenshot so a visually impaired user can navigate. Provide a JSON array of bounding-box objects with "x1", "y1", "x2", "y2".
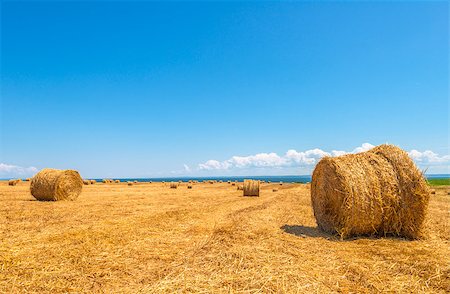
[
  {"x1": 243, "y1": 180, "x2": 260, "y2": 197},
  {"x1": 311, "y1": 144, "x2": 430, "y2": 239},
  {"x1": 30, "y1": 168, "x2": 83, "y2": 201},
  {"x1": 170, "y1": 182, "x2": 178, "y2": 189}
]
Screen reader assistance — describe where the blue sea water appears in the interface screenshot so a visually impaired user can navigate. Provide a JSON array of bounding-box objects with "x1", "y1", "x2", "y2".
[{"x1": 92, "y1": 174, "x2": 450, "y2": 183}]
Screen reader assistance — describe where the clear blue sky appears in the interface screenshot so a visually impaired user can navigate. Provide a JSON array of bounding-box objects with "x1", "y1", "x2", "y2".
[{"x1": 1, "y1": 1, "x2": 448, "y2": 178}]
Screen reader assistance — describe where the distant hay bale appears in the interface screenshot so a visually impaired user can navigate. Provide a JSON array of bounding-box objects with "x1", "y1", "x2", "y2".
[
  {"x1": 272, "y1": 188, "x2": 278, "y2": 192},
  {"x1": 279, "y1": 182, "x2": 283, "y2": 185},
  {"x1": 209, "y1": 180, "x2": 214, "y2": 184},
  {"x1": 231, "y1": 182, "x2": 236, "y2": 186},
  {"x1": 30, "y1": 168, "x2": 83, "y2": 201},
  {"x1": 127, "y1": 181, "x2": 133, "y2": 186},
  {"x1": 25, "y1": 178, "x2": 31, "y2": 182},
  {"x1": 90, "y1": 180, "x2": 96, "y2": 184},
  {"x1": 115, "y1": 180, "x2": 120, "y2": 183},
  {"x1": 8, "y1": 179, "x2": 19, "y2": 186},
  {"x1": 243, "y1": 180, "x2": 260, "y2": 197},
  {"x1": 170, "y1": 182, "x2": 178, "y2": 189},
  {"x1": 134, "y1": 180, "x2": 138, "y2": 184},
  {"x1": 237, "y1": 185, "x2": 243, "y2": 191},
  {"x1": 149, "y1": 181, "x2": 152, "y2": 184},
  {"x1": 83, "y1": 180, "x2": 90, "y2": 185},
  {"x1": 219, "y1": 180, "x2": 223, "y2": 183},
  {"x1": 268, "y1": 181, "x2": 271, "y2": 184},
  {"x1": 311, "y1": 144, "x2": 430, "y2": 239},
  {"x1": 102, "y1": 179, "x2": 108, "y2": 183},
  {"x1": 187, "y1": 184, "x2": 193, "y2": 189},
  {"x1": 227, "y1": 180, "x2": 231, "y2": 184},
  {"x1": 430, "y1": 189, "x2": 436, "y2": 194}
]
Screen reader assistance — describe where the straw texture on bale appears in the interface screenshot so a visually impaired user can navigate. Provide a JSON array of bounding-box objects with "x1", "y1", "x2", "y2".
[
  {"x1": 243, "y1": 180, "x2": 260, "y2": 197},
  {"x1": 311, "y1": 144, "x2": 430, "y2": 239},
  {"x1": 30, "y1": 169, "x2": 83, "y2": 201},
  {"x1": 170, "y1": 182, "x2": 178, "y2": 189},
  {"x1": 237, "y1": 185, "x2": 243, "y2": 191}
]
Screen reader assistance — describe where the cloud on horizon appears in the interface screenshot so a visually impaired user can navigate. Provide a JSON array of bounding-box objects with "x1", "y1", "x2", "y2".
[
  {"x1": 198, "y1": 143, "x2": 450, "y2": 173},
  {"x1": 0, "y1": 163, "x2": 38, "y2": 178}
]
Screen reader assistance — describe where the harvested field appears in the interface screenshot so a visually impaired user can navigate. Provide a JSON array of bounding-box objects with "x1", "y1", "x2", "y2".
[{"x1": 0, "y1": 181, "x2": 449, "y2": 293}]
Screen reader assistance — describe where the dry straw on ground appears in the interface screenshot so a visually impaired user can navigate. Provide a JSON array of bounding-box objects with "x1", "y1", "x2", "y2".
[
  {"x1": 30, "y1": 168, "x2": 83, "y2": 201},
  {"x1": 243, "y1": 180, "x2": 260, "y2": 197},
  {"x1": 311, "y1": 144, "x2": 430, "y2": 239}
]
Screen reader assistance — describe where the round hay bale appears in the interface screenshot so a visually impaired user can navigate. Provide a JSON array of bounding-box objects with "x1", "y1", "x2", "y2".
[
  {"x1": 127, "y1": 181, "x2": 133, "y2": 186},
  {"x1": 83, "y1": 180, "x2": 90, "y2": 185},
  {"x1": 243, "y1": 179, "x2": 260, "y2": 197},
  {"x1": 8, "y1": 179, "x2": 19, "y2": 186},
  {"x1": 311, "y1": 144, "x2": 430, "y2": 239},
  {"x1": 187, "y1": 184, "x2": 193, "y2": 189},
  {"x1": 134, "y1": 180, "x2": 138, "y2": 184},
  {"x1": 30, "y1": 168, "x2": 83, "y2": 201},
  {"x1": 272, "y1": 188, "x2": 278, "y2": 192},
  {"x1": 231, "y1": 182, "x2": 236, "y2": 186},
  {"x1": 279, "y1": 182, "x2": 283, "y2": 186},
  {"x1": 430, "y1": 189, "x2": 436, "y2": 195},
  {"x1": 102, "y1": 179, "x2": 108, "y2": 183},
  {"x1": 170, "y1": 182, "x2": 178, "y2": 189},
  {"x1": 115, "y1": 180, "x2": 120, "y2": 183},
  {"x1": 25, "y1": 178, "x2": 31, "y2": 182},
  {"x1": 90, "y1": 180, "x2": 96, "y2": 184},
  {"x1": 237, "y1": 185, "x2": 243, "y2": 191}
]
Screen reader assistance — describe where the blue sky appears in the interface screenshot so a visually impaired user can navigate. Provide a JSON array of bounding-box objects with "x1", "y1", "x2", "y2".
[{"x1": 0, "y1": 1, "x2": 448, "y2": 178}]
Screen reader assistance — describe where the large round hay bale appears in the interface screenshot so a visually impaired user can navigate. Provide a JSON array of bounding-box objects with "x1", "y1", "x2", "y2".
[
  {"x1": 30, "y1": 169, "x2": 83, "y2": 201},
  {"x1": 311, "y1": 144, "x2": 430, "y2": 239},
  {"x1": 8, "y1": 179, "x2": 19, "y2": 186},
  {"x1": 243, "y1": 179, "x2": 260, "y2": 197}
]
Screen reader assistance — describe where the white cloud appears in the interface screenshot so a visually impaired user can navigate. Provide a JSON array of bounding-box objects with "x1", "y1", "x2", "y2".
[
  {"x1": 183, "y1": 164, "x2": 191, "y2": 172},
  {"x1": 0, "y1": 163, "x2": 38, "y2": 178},
  {"x1": 408, "y1": 150, "x2": 450, "y2": 165},
  {"x1": 197, "y1": 143, "x2": 450, "y2": 172}
]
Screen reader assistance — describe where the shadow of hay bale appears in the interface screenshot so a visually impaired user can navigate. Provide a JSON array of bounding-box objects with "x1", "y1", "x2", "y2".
[{"x1": 281, "y1": 225, "x2": 332, "y2": 239}]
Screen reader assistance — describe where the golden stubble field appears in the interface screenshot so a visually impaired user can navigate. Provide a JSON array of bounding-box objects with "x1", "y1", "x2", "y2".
[{"x1": 1, "y1": 181, "x2": 449, "y2": 293}]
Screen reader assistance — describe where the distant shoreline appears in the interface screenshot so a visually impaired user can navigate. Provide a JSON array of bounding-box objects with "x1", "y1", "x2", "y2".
[{"x1": 4, "y1": 174, "x2": 449, "y2": 183}]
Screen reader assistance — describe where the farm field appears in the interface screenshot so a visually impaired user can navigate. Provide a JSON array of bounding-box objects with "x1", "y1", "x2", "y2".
[{"x1": 1, "y1": 181, "x2": 449, "y2": 293}]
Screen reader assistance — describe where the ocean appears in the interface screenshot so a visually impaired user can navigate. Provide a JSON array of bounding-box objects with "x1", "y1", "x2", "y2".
[{"x1": 91, "y1": 174, "x2": 450, "y2": 183}]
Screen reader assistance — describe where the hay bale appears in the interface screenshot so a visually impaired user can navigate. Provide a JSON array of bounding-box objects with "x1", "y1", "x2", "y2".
[
  {"x1": 25, "y1": 178, "x2": 31, "y2": 182},
  {"x1": 187, "y1": 184, "x2": 193, "y2": 189},
  {"x1": 430, "y1": 189, "x2": 436, "y2": 195},
  {"x1": 90, "y1": 180, "x2": 96, "y2": 184},
  {"x1": 30, "y1": 168, "x2": 83, "y2": 201},
  {"x1": 149, "y1": 181, "x2": 152, "y2": 184},
  {"x1": 115, "y1": 180, "x2": 120, "y2": 183},
  {"x1": 8, "y1": 179, "x2": 19, "y2": 186},
  {"x1": 127, "y1": 181, "x2": 133, "y2": 186},
  {"x1": 272, "y1": 188, "x2": 278, "y2": 192},
  {"x1": 243, "y1": 180, "x2": 260, "y2": 197},
  {"x1": 279, "y1": 181, "x2": 283, "y2": 186},
  {"x1": 268, "y1": 181, "x2": 271, "y2": 184},
  {"x1": 102, "y1": 179, "x2": 108, "y2": 183},
  {"x1": 237, "y1": 185, "x2": 243, "y2": 191},
  {"x1": 231, "y1": 182, "x2": 236, "y2": 186},
  {"x1": 170, "y1": 182, "x2": 178, "y2": 189},
  {"x1": 83, "y1": 180, "x2": 90, "y2": 185},
  {"x1": 311, "y1": 144, "x2": 430, "y2": 239}
]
